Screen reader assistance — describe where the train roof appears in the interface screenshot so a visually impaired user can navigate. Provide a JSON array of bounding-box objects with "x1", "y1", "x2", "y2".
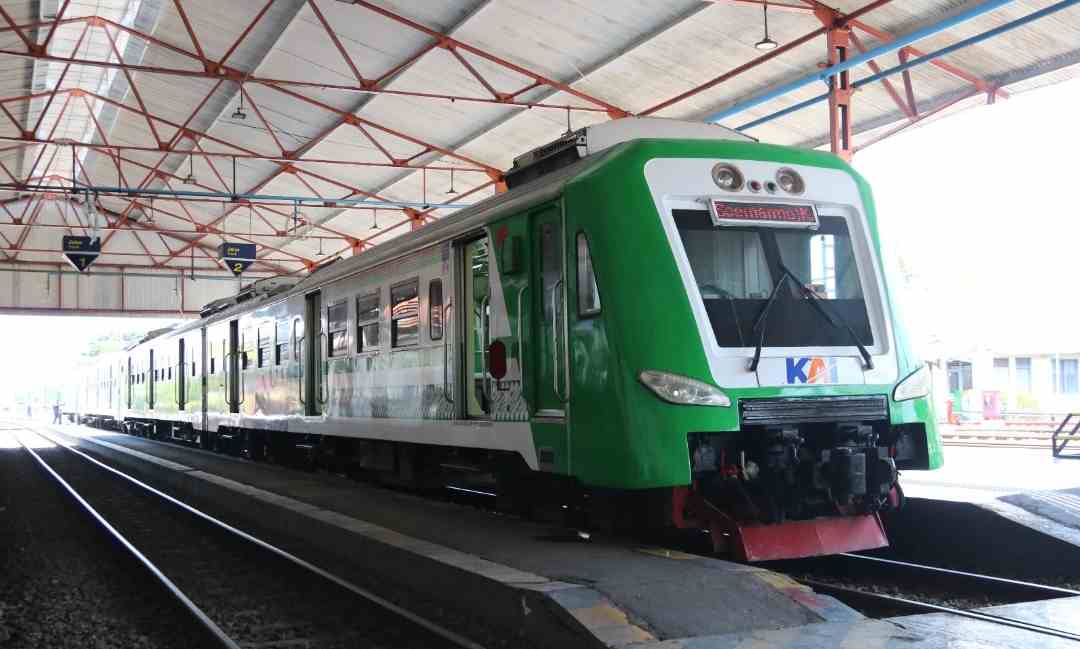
[{"x1": 137, "y1": 119, "x2": 758, "y2": 345}]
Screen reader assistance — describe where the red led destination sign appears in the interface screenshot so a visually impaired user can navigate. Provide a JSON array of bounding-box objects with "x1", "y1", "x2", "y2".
[{"x1": 708, "y1": 200, "x2": 818, "y2": 229}]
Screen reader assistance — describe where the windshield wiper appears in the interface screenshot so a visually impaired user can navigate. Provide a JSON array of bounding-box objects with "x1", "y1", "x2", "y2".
[
  {"x1": 780, "y1": 262, "x2": 874, "y2": 370},
  {"x1": 747, "y1": 265, "x2": 874, "y2": 372},
  {"x1": 747, "y1": 272, "x2": 790, "y2": 372}
]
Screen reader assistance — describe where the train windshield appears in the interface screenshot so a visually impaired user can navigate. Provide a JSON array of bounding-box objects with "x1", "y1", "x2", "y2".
[{"x1": 674, "y1": 210, "x2": 874, "y2": 348}]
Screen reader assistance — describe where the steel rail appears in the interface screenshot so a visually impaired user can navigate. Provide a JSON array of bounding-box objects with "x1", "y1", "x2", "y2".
[
  {"x1": 836, "y1": 553, "x2": 1080, "y2": 598},
  {"x1": 35, "y1": 427, "x2": 487, "y2": 649},
  {"x1": 802, "y1": 579, "x2": 1080, "y2": 642},
  {"x1": 13, "y1": 431, "x2": 239, "y2": 649}
]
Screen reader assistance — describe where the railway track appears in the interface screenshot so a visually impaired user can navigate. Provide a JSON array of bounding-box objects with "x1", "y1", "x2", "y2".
[
  {"x1": 16, "y1": 426, "x2": 485, "y2": 649},
  {"x1": 777, "y1": 553, "x2": 1080, "y2": 641}
]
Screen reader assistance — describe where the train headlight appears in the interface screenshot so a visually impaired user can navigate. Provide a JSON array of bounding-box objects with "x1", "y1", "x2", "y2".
[
  {"x1": 775, "y1": 168, "x2": 805, "y2": 195},
  {"x1": 893, "y1": 364, "x2": 931, "y2": 402},
  {"x1": 711, "y1": 163, "x2": 744, "y2": 192},
  {"x1": 639, "y1": 370, "x2": 731, "y2": 407}
]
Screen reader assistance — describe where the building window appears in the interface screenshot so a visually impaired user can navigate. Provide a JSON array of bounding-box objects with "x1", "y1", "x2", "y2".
[
  {"x1": 356, "y1": 291, "x2": 380, "y2": 352},
  {"x1": 577, "y1": 232, "x2": 601, "y2": 316},
  {"x1": 327, "y1": 300, "x2": 349, "y2": 357},
  {"x1": 1015, "y1": 357, "x2": 1032, "y2": 392},
  {"x1": 391, "y1": 279, "x2": 420, "y2": 348},
  {"x1": 993, "y1": 357, "x2": 1009, "y2": 390},
  {"x1": 1053, "y1": 359, "x2": 1079, "y2": 394},
  {"x1": 947, "y1": 360, "x2": 973, "y2": 392},
  {"x1": 429, "y1": 280, "x2": 443, "y2": 341}
]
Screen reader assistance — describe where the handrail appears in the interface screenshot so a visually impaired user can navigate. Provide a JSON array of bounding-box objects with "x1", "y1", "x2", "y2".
[
  {"x1": 294, "y1": 319, "x2": 304, "y2": 407},
  {"x1": 318, "y1": 332, "x2": 327, "y2": 405},
  {"x1": 551, "y1": 279, "x2": 567, "y2": 402},
  {"x1": 1052, "y1": 413, "x2": 1080, "y2": 458},
  {"x1": 479, "y1": 294, "x2": 491, "y2": 405},
  {"x1": 516, "y1": 285, "x2": 526, "y2": 396},
  {"x1": 442, "y1": 302, "x2": 454, "y2": 403},
  {"x1": 237, "y1": 351, "x2": 246, "y2": 406}
]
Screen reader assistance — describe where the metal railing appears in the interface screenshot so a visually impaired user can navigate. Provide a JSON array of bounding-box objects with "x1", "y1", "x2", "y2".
[{"x1": 1052, "y1": 414, "x2": 1080, "y2": 459}]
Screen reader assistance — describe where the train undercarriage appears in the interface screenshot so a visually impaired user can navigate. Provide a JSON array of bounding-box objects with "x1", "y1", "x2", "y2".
[{"x1": 77, "y1": 411, "x2": 926, "y2": 561}]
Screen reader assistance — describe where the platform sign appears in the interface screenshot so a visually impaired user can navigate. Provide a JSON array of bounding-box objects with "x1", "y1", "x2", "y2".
[
  {"x1": 219, "y1": 242, "x2": 257, "y2": 277},
  {"x1": 62, "y1": 236, "x2": 101, "y2": 272}
]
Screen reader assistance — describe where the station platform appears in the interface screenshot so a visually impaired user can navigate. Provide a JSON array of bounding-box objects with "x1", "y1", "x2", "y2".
[{"x1": 32, "y1": 424, "x2": 1080, "y2": 648}]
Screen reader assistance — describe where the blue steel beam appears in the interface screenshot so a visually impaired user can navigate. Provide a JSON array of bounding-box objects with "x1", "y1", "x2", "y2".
[
  {"x1": 2, "y1": 183, "x2": 475, "y2": 211},
  {"x1": 732, "y1": 0, "x2": 1080, "y2": 132}
]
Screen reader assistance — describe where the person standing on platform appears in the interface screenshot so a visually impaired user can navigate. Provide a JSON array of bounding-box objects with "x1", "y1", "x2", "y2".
[{"x1": 52, "y1": 402, "x2": 62, "y2": 425}]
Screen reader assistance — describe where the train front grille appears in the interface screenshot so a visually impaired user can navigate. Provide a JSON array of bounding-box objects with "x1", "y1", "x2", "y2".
[{"x1": 739, "y1": 395, "x2": 889, "y2": 426}]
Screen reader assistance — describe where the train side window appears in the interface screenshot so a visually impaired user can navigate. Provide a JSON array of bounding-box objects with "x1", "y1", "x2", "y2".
[
  {"x1": 391, "y1": 279, "x2": 419, "y2": 348},
  {"x1": 258, "y1": 326, "x2": 271, "y2": 368},
  {"x1": 327, "y1": 300, "x2": 349, "y2": 357},
  {"x1": 577, "y1": 232, "x2": 602, "y2": 316},
  {"x1": 275, "y1": 320, "x2": 289, "y2": 365},
  {"x1": 356, "y1": 291, "x2": 380, "y2": 353},
  {"x1": 429, "y1": 279, "x2": 443, "y2": 341},
  {"x1": 242, "y1": 328, "x2": 253, "y2": 369}
]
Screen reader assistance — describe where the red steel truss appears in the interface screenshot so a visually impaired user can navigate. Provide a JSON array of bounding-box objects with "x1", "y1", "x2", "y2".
[{"x1": 0, "y1": 0, "x2": 1016, "y2": 282}]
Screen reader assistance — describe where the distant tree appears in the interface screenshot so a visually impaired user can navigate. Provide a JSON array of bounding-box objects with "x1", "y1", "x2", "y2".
[{"x1": 82, "y1": 330, "x2": 145, "y2": 358}]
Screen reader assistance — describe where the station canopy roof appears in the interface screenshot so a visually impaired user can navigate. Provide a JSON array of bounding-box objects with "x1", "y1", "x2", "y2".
[{"x1": 0, "y1": 0, "x2": 1077, "y2": 276}]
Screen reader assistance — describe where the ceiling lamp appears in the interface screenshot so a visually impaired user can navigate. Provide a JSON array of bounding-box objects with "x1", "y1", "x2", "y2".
[
  {"x1": 370, "y1": 209, "x2": 379, "y2": 230},
  {"x1": 446, "y1": 168, "x2": 457, "y2": 194},
  {"x1": 183, "y1": 154, "x2": 197, "y2": 184},
  {"x1": 755, "y1": 1, "x2": 779, "y2": 51},
  {"x1": 232, "y1": 87, "x2": 248, "y2": 120}
]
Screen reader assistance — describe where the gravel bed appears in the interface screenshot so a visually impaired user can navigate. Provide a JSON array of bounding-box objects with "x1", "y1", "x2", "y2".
[
  {"x1": 0, "y1": 448, "x2": 202, "y2": 649},
  {"x1": 35, "y1": 445, "x2": 468, "y2": 649}
]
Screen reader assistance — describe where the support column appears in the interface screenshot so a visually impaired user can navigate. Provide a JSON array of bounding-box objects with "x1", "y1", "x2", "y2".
[{"x1": 817, "y1": 8, "x2": 854, "y2": 161}]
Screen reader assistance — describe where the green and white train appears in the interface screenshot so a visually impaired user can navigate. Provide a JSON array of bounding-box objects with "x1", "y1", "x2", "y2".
[{"x1": 75, "y1": 118, "x2": 941, "y2": 561}]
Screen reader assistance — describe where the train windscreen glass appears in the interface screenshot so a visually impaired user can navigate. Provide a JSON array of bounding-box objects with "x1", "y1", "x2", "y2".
[{"x1": 674, "y1": 210, "x2": 873, "y2": 348}]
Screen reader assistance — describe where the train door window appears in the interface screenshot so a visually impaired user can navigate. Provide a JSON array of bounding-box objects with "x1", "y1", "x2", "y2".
[
  {"x1": 272, "y1": 319, "x2": 285, "y2": 364},
  {"x1": 576, "y1": 232, "x2": 601, "y2": 316},
  {"x1": 327, "y1": 300, "x2": 349, "y2": 357},
  {"x1": 391, "y1": 280, "x2": 419, "y2": 348},
  {"x1": 429, "y1": 280, "x2": 443, "y2": 340},
  {"x1": 465, "y1": 239, "x2": 490, "y2": 417},
  {"x1": 293, "y1": 318, "x2": 304, "y2": 361},
  {"x1": 258, "y1": 326, "x2": 271, "y2": 368},
  {"x1": 356, "y1": 291, "x2": 380, "y2": 352}
]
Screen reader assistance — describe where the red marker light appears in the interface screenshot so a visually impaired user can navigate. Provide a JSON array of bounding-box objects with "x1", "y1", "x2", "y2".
[{"x1": 488, "y1": 340, "x2": 507, "y2": 380}]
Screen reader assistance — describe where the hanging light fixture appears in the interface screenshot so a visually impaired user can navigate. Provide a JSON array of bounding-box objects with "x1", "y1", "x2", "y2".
[
  {"x1": 446, "y1": 168, "x2": 457, "y2": 194},
  {"x1": 232, "y1": 86, "x2": 248, "y2": 120},
  {"x1": 183, "y1": 154, "x2": 197, "y2": 184},
  {"x1": 370, "y1": 208, "x2": 379, "y2": 230},
  {"x1": 755, "y1": 1, "x2": 779, "y2": 51}
]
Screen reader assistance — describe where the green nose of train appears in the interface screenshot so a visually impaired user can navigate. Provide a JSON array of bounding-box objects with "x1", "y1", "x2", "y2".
[{"x1": 494, "y1": 118, "x2": 940, "y2": 560}]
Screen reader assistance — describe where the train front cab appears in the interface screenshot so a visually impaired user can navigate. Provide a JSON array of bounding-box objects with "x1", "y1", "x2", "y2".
[{"x1": 556, "y1": 140, "x2": 941, "y2": 561}]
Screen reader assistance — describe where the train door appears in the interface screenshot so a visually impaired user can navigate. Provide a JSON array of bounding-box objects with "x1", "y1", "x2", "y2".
[
  {"x1": 463, "y1": 237, "x2": 490, "y2": 418},
  {"x1": 533, "y1": 207, "x2": 568, "y2": 418},
  {"x1": 126, "y1": 357, "x2": 132, "y2": 409},
  {"x1": 303, "y1": 291, "x2": 323, "y2": 416},
  {"x1": 228, "y1": 321, "x2": 240, "y2": 413},
  {"x1": 177, "y1": 337, "x2": 186, "y2": 411},
  {"x1": 200, "y1": 328, "x2": 209, "y2": 431}
]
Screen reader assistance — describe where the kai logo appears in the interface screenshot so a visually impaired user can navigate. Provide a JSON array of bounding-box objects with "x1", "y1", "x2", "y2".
[{"x1": 786, "y1": 357, "x2": 839, "y2": 384}]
